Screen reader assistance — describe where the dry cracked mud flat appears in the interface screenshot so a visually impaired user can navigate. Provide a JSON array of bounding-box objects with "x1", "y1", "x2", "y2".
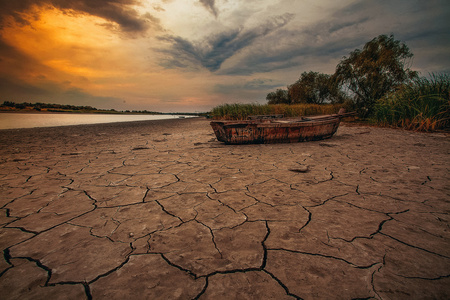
[{"x1": 0, "y1": 117, "x2": 449, "y2": 299}]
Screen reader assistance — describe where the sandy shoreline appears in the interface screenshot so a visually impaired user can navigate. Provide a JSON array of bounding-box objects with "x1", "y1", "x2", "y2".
[{"x1": 1, "y1": 117, "x2": 449, "y2": 298}]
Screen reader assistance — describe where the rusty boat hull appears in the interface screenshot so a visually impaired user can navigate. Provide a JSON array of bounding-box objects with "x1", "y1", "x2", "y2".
[{"x1": 210, "y1": 113, "x2": 351, "y2": 144}]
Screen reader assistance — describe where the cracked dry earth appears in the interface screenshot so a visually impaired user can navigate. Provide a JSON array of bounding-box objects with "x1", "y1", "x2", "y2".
[{"x1": 0, "y1": 117, "x2": 449, "y2": 299}]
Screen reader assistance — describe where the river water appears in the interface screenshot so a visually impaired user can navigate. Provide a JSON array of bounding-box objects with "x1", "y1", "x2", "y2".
[{"x1": 0, "y1": 113, "x2": 190, "y2": 130}]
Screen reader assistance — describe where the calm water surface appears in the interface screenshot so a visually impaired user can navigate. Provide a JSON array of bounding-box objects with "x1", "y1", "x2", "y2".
[{"x1": 0, "y1": 113, "x2": 190, "y2": 129}]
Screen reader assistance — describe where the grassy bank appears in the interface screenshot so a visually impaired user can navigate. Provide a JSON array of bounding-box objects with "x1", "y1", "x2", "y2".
[
  {"x1": 210, "y1": 103, "x2": 346, "y2": 120},
  {"x1": 372, "y1": 74, "x2": 449, "y2": 131}
]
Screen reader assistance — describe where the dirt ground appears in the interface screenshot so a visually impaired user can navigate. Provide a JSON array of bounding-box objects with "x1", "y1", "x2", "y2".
[{"x1": 0, "y1": 117, "x2": 449, "y2": 299}]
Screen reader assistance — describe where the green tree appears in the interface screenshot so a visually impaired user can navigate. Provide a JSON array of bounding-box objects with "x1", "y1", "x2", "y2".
[
  {"x1": 2, "y1": 101, "x2": 16, "y2": 107},
  {"x1": 333, "y1": 34, "x2": 418, "y2": 117},
  {"x1": 266, "y1": 88, "x2": 290, "y2": 104},
  {"x1": 288, "y1": 71, "x2": 344, "y2": 104}
]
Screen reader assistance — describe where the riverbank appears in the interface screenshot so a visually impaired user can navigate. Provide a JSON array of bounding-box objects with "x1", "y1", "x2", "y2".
[{"x1": 1, "y1": 117, "x2": 449, "y2": 299}]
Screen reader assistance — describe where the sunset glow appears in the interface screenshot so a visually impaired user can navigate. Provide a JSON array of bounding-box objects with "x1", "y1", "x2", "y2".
[{"x1": 0, "y1": 0, "x2": 449, "y2": 112}]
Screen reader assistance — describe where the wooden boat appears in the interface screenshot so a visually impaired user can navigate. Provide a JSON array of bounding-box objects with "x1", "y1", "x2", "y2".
[{"x1": 210, "y1": 111, "x2": 356, "y2": 144}]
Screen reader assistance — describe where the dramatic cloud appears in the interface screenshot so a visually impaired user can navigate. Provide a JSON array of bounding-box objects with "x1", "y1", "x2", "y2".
[
  {"x1": 0, "y1": 0, "x2": 156, "y2": 33},
  {"x1": 204, "y1": 0, "x2": 450, "y2": 76},
  {"x1": 157, "y1": 13, "x2": 295, "y2": 72}
]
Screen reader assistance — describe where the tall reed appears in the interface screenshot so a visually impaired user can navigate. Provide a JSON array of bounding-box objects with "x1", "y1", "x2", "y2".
[
  {"x1": 210, "y1": 103, "x2": 343, "y2": 120},
  {"x1": 373, "y1": 73, "x2": 449, "y2": 131}
]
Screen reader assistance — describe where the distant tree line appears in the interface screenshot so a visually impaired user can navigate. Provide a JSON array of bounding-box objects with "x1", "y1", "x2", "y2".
[
  {"x1": 267, "y1": 34, "x2": 419, "y2": 118},
  {"x1": 1, "y1": 101, "x2": 99, "y2": 111},
  {"x1": 123, "y1": 110, "x2": 164, "y2": 114},
  {"x1": 0, "y1": 101, "x2": 204, "y2": 116}
]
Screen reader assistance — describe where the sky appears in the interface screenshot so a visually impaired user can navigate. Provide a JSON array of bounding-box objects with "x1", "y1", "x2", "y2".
[{"x1": 0, "y1": 0, "x2": 449, "y2": 113}]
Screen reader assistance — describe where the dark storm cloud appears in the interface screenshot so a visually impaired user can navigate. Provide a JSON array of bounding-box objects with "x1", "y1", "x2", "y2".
[
  {"x1": 0, "y1": 0, "x2": 157, "y2": 33},
  {"x1": 199, "y1": 0, "x2": 218, "y2": 17},
  {"x1": 157, "y1": 13, "x2": 295, "y2": 72}
]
